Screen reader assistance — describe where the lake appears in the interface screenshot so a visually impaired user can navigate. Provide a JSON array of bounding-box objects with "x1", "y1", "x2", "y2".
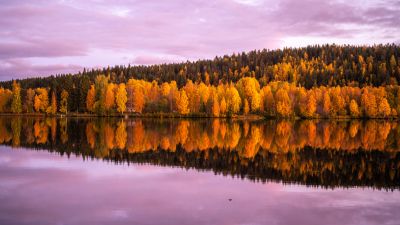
[{"x1": 0, "y1": 117, "x2": 399, "y2": 225}]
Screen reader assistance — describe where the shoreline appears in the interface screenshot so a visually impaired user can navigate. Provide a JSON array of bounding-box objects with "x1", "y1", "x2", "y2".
[{"x1": 0, "y1": 112, "x2": 398, "y2": 121}]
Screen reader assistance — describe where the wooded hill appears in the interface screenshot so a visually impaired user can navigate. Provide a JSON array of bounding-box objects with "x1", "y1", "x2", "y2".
[{"x1": 0, "y1": 44, "x2": 399, "y2": 116}]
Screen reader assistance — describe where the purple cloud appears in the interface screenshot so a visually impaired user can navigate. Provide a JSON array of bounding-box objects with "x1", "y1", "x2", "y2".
[{"x1": 0, "y1": 0, "x2": 398, "y2": 80}]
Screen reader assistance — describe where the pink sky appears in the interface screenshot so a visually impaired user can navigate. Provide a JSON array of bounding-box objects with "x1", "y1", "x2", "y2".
[{"x1": 0, "y1": 0, "x2": 399, "y2": 80}]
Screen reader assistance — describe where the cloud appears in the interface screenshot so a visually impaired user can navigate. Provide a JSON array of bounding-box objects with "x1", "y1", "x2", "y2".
[
  {"x1": 0, "y1": 0, "x2": 398, "y2": 79},
  {"x1": 0, "y1": 40, "x2": 87, "y2": 59},
  {"x1": 0, "y1": 59, "x2": 83, "y2": 81},
  {"x1": 1, "y1": 145, "x2": 400, "y2": 225}
]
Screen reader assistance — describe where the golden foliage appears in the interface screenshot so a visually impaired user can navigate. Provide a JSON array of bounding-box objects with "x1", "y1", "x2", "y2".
[
  {"x1": 86, "y1": 85, "x2": 96, "y2": 112},
  {"x1": 115, "y1": 83, "x2": 127, "y2": 114},
  {"x1": 176, "y1": 89, "x2": 189, "y2": 115}
]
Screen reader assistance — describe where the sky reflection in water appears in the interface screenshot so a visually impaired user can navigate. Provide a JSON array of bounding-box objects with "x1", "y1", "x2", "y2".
[{"x1": 0, "y1": 145, "x2": 400, "y2": 225}]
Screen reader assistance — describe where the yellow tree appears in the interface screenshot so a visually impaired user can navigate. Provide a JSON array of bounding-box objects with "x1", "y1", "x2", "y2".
[
  {"x1": 86, "y1": 85, "x2": 96, "y2": 112},
  {"x1": 176, "y1": 89, "x2": 189, "y2": 115},
  {"x1": 34, "y1": 95, "x2": 41, "y2": 112},
  {"x1": 378, "y1": 98, "x2": 391, "y2": 118},
  {"x1": 198, "y1": 82, "x2": 210, "y2": 111},
  {"x1": 251, "y1": 91, "x2": 261, "y2": 112},
  {"x1": 349, "y1": 99, "x2": 360, "y2": 117},
  {"x1": 59, "y1": 90, "x2": 69, "y2": 114},
  {"x1": 161, "y1": 82, "x2": 171, "y2": 97},
  {"x1": 236, "y1": 77, "x2": 260, "y2": 111},
  {"x1": 34, "y1": 88, "x2": 49, "y2": 113},
  {"x1": 11, "y1": 81, "x2": 22, "y2": 113},
  {"x1": 211, "y1": 93, "x2": 220, "y2": 117},
  {"x1": 361, "y1": 90, "x2": 377, "y2": 118},
  {"x1": 260, "y1": 86, "x2": 275, "y2": 117},
  {"x1": 127, "y1": 79, "x2": 145, "y2": 113},
  {"x1": 225, "y1": 84, "x2": 241, "y2": 114},
  {"x1": 184, "y1": 80, "x2": 200, "y2": 113},
  {"x1": 105, "y1": 83, "x2": 115, "y2": 113},
  {"x1": 94, "y1": 75, "x2": 109, "y2": 115},
  {"x1": 304, "y1": 92, "x2": 316, "y2": 118},
  {"x1": 331, "y1": 87, "x2": 345, "y2": 116},
  {"x1": 115, "y1": 83, "x2": 127, "y2": 114},
  {"x1": 322, "y1": 91, "x2": 331, "y2": 117},
  {"x1": 220, "y1": 97, "x2": 227, "y2": 115},
  {"x1": 133, "y1": 85, "x2": 145, "y2": 113},
  {"x1": 275, "y1": 88, "x2": 291, "y2": 117}
]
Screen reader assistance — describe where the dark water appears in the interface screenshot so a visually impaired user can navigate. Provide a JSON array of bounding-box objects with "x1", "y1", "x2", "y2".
[{"x1": 0, "y1": 117, "x2": 399, "y2": 225}]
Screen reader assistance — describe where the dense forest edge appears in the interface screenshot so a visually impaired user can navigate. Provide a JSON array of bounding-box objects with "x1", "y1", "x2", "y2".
[{"x1": 1, "y1": 44, "x2": 400, "y2": 118}]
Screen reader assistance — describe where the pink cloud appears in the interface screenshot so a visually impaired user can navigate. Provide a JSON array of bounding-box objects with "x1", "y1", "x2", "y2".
[
  {"x1": 0, "y1": 0, "x2": 398, "y2": 79},
  {"x1": 0, "y1": 58, "x2": 83, "y2": 80}
]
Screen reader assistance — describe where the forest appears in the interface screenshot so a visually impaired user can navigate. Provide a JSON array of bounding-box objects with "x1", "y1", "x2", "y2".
[{"x1": 0, "y1": 44, "x2": 400, "y2": 118}]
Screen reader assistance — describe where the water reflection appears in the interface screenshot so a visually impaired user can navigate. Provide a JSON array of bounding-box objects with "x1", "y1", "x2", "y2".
[{"x1": 1, "y1": 117, "x2": 399, "y2": 189}]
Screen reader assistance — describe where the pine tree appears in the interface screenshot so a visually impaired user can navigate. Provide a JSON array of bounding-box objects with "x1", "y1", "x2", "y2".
[{"x1": 48, "y1": 91, "x2": 57, "y2": 114}]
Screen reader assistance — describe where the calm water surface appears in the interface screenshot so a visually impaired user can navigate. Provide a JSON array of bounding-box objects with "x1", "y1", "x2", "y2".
[{"x1": 0, "y1": 117, "x2": 399, "y2": 225}]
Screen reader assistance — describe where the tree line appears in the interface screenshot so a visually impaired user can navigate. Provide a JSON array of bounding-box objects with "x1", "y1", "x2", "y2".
[
  {"x1": 0, "y1": 44, "x2": 399, "y2": 117},
  {"x1": 1, "y1": 74, "x2": 400, "y2": 118}
]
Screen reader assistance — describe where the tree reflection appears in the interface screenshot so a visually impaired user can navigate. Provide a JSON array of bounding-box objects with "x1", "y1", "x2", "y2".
[{"x1": 0, "y1": 116, "x2": 399, "y2": 189}]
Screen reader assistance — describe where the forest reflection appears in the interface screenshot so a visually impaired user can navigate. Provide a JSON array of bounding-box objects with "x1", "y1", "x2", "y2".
[{"x1": 1, "y1": 117, "x2": 399, "y2": 189}]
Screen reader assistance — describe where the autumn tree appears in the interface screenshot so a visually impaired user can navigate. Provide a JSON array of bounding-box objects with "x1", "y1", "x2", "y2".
[
  {"x1": 378, "y1": 98, "x2": 391, "y2": 118},
  {"x1": 0, "y1": 88, "x2": 12, "y2": 113},
  {"x1": 211, "y1": 93, "x2": 220, "y2": 117},
  {"x1": 176, "y1": 89, "x2": 189, "y2": 115},
  {"x1": 349, "y1": 99, "x2": 360, "y2": 117},
  {"x1": 304, "y1": 92, "x2": 316, "y2": 118},
  {"x1": 275, "y1": 88, "x2": 292, "y2": 117},
  {"x1": 322, "y1": 91, "x2": 331, "y2": 117},
  {"x1": 86, "y1": 85, "x2": 96, "y2": 112},
  {"x1": 236, "y1": 77, "x2": 260, "y2": 112},
  {"x1": 127, "y1": 79, "x2": 145, "y2": 113},
  {"x1": 251, "y1": 91, "x2": 261, "y2": 112},
  {"x1": 115, "y1": 83, "x2": 127, "y2": 114},
  {"x1": 34, "y1": 88, "x2": 49, "y2": 113},
  {"x1": 220, "y1": 97, "x2": 227, "y2": 115},
  {"x1": 93, "y1": 75, "x2": 109, "y2": 115},
  {"x1": 225, "y1": 84, "x2": 241, "y2": 115},
  {"x1": 11, "y1": 81, "x2": 22, "y2": 113},
  {"x1": 331, "y1": 87, "x2": 346, "y2": 116},
  {"x1": 361, "y1": 90, "x2": 377, "y2": 118},
  {"x1": 260, "y1": 86, "x2": 275, "y2": 117},
  {"x1": 60, "y1": 90, "x2": 69, "y2": 114},
  {"x1": 105, "y1": 83, "x2": 115, "y2": 113}
]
